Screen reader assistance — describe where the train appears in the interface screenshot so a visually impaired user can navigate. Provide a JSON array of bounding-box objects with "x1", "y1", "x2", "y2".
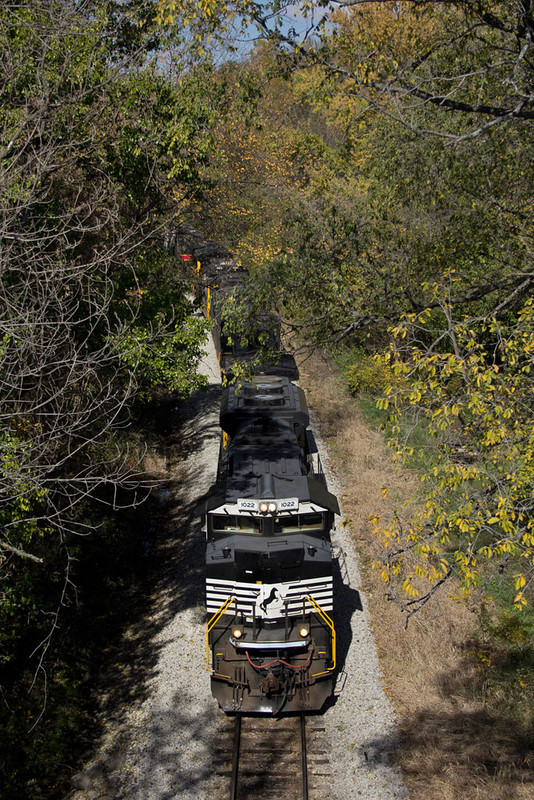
[{"x1": 166, "y1": 225, "x2": 339, "y2": 714}]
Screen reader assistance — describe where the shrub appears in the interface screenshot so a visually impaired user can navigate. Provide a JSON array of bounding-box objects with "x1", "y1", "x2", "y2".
[{"x1": 344, "y1": 353, "x2": 396, "y2": 395}]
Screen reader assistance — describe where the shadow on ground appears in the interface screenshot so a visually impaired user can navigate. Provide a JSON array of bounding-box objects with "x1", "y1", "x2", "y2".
[
  {"x1": 324, "y1": 555, "x2": 363, "y2": 710},
  {"x1": 72, "y1": 690, "x2": 220, "y2": 800},
  {"x1": 107, "y1": 383, "x2": 221, "y2": 689},
  {"x1": 359, "y1": 650, "x2": 534, "y2": 800},
  {"x1": 63, "y1": 382, "x2": 222, "y2": 797}
]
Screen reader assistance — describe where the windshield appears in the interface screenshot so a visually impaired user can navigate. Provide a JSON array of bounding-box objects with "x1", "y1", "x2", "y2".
[
  {"x1": 274, "y1": 512, "x2": 324, "y2": 535},
  {"x1": 211, "y1": 514, "x2": 261, "y2": 535}
]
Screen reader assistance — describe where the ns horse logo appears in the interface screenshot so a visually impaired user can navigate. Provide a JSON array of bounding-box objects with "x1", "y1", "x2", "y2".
[{"x1": 255, "y1": 584, "x2": 289, "y2": 617}]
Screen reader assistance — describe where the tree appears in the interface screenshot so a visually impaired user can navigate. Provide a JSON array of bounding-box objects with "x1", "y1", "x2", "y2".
[
  {"x1": 0, "y1": 4, "x2": 233, "y2": 787},
  {"x1": 218, "y1": 2, "x2": 534, "y2": 613},
  {"x1": 247, "y1": 1, "x2": 534, "y2": 141},
  {"x1": 372, "y1": 294, "x2": 534, "y2": 620}
]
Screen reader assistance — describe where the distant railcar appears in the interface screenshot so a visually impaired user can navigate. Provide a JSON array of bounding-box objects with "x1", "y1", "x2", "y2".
[{"x1": 207, "y1": 269, "x2": 299, "y2": 382}]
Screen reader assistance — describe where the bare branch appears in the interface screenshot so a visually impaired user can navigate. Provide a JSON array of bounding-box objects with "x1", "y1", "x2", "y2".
[{"x1": 0, "y1": 542, "x2": 44, "y2": 564}]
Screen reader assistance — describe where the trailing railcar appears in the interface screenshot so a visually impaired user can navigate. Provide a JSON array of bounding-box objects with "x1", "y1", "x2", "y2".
[
  {"x1": 163, "y1": 223, "x2": 205, "y2": 261},
  {"x1": 207, "y1": 271, "x2": 299, "y2": 381},
  {"x1": 204, "y1": 375, "x2": 339, "y2": 714},
  {"x1": 165, "y1": 223, "x2": 298, "y2": 380}
]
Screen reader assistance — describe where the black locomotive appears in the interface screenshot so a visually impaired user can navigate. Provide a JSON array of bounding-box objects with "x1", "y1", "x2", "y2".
[
  {"x1": 166, "y1": 225, "x2": 339, "y2": 714},
  {"x1": 204, "y1": 375, "x2": 339, "y2": 714}
]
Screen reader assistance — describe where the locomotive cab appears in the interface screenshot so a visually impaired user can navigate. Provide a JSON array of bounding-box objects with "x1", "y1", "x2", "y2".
[{"x1": 205, "y1": 488, "x2": 339, "y2": 713}]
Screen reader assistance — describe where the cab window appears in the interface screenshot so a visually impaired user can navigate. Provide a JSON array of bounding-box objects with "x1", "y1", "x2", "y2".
[
  {"x1": 274, "y1": 512, "x2": 324, "y2": 534},
  {"x1": 211, "y1": 514, "x2": 261, "y2": 535}
]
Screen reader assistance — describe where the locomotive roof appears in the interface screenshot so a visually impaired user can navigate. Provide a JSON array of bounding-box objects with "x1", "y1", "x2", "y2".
[
  {"x1": 204, "y1": 262, "x2": 246, "y2": 285},
  {"x1": 231, "y1": 418, "x2": 303, "y2": 477},
  {"x1": 205, "y1": 472, "x2": 339, "y2": 515},
  {"x1": 193, "y1": 241, "x2": 231, "y2": 260},
  {"x1": 164, "y1": 224, "x2": 205, "y2": 254},
  {"x1": 207, "y1": 414, "x2": 340, "y2": 514},
  {"x1": 220, "y1": 376, "x2": 308, "y2": 435}
]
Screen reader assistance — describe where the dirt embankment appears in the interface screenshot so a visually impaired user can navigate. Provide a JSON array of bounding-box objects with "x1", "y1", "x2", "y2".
[{"x1": 298, "y1": 352, "x2": 534, "y2": 800}]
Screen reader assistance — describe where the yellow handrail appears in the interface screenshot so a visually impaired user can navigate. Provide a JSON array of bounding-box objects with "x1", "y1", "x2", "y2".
[
  {"x1": 206, "y1": 595, "x2": 235, "y2": 670},
  {"x1": 306, "y1": 595, "x2": 336, "y2": 677}
]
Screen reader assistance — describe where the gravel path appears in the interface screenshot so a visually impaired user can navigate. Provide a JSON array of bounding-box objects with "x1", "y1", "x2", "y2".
[{"x1": 68, "y1": 334, "x2": 409, "y2": 800}]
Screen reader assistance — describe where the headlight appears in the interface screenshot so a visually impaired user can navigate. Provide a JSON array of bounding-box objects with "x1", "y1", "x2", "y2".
[
  {"x1": 259, "y1": 500, "x2": 277, "y2": 514},
  {"x1": 232, "y1": 627, "x2": 243, "y2": 639},
  {"x1": 299, "y1": 626, "x2": 309, "y2": 638}
]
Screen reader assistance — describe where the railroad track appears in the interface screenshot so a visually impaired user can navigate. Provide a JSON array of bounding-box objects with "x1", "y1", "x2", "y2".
[{"x1": 213, "y1": 713, "x2": 332, "y2": 800}]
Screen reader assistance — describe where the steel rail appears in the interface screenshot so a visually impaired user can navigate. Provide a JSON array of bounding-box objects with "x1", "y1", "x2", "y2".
[
  {"x1": 300, "y1": 713, "x2": 308, "y2": 800},
  {"x1": 230, "y1": 713, "x2": 242, "y2": 800},
  {"x1": 228, "y1": 713, "x2": 309, "y2": 800}
]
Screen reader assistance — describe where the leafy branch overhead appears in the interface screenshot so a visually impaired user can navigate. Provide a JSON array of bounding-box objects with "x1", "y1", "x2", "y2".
[
  {"x1": 257, "y1": 0, "x2": 534, "y2": 140},
  {"x1": 374, "y1": 296, "x2": 534, "y2": 619},
  {"x1": 198, "y1": 0, "x2": 534, "y2": 615}
]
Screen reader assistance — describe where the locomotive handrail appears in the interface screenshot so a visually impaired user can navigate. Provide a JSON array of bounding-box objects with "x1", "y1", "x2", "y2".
[
  {"x1": 206, "y1": 595, "x2": 236, "y2": 670},
  {"x1": 306, "y1": 595, "x2": 336, "y2": 677}
]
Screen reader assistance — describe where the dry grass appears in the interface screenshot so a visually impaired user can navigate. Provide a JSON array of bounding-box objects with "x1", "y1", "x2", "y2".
[{"x1": 298, "y1": 351, "x2": 534, "y2": 800}]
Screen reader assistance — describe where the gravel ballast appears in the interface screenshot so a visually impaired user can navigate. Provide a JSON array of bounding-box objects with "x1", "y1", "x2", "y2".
[{"x1": 68, "y1": 334, "x2": 409, "y2": 800}]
